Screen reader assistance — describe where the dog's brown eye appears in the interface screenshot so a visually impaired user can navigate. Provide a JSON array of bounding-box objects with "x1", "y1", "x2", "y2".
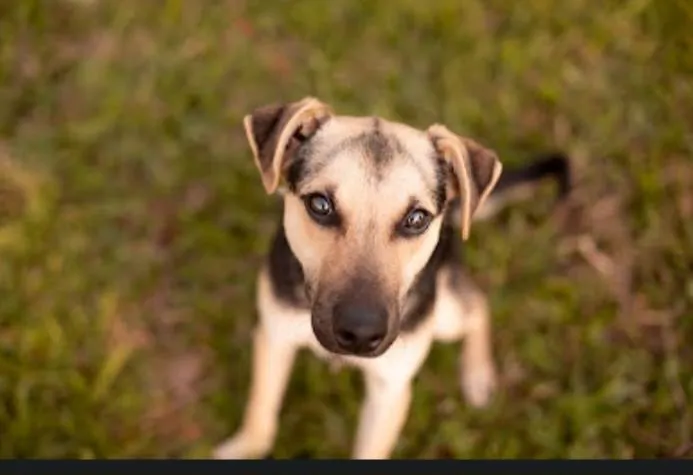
[
  {"x1": 303, "y1": 193, "x2": 339, "y2": 226},
  {"x1": 399, "y1": 209, "x2": 432, "y2": 237},
  {"x1": 307, "y1": 194, "x2": 332, "y2": 216}
]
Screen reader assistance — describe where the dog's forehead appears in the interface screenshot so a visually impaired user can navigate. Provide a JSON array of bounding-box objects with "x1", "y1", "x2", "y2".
[
  {"x1": 301, "y1": 116, "x2": 442, "y2": 212},
  {"x1": 304, "y1": 116, "x2": 439, "y2": 183},
  {"x1": 316, "y1": 116, "x2": 435, "y2": 162}
]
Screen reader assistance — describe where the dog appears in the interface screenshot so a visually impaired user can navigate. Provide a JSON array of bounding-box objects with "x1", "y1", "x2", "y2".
[{"x1": 213, "y1": 97, "x2": 571, "y2": 459}]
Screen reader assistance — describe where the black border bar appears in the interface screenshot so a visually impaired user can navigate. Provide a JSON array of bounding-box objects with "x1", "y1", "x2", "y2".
[{"x1": 2, "y1": 459, "x2": 692, "y2": 475}]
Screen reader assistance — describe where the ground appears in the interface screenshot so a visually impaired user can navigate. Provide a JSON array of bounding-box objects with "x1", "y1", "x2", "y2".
[{"x1": 1, "y1": 0, "x2": 692, "y2": 459}]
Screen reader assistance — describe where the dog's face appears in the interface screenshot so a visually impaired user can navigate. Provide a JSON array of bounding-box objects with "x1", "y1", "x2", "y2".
[{"x1": 244, "y1": 97, "x2": 502, "y2": 357}]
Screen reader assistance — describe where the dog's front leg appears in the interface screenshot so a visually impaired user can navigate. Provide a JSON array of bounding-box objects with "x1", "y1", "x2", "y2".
[
  {"x1": 351, "y1": 372, "x2": 413, "y2": 459},
  {"x1": 213, "y1": 325, "x2": 297, "y2": 459}
]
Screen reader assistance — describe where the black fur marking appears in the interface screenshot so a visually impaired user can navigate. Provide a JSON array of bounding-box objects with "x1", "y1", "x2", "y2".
[
  {"x1": 361, "y1": 118, "x2": 395, "y2": 166},
  {"x1": 319, "y1": 130, "x2": 403, "y2": 171},
  {"x1": 362, "y1": 132, "x2": 394, "y2": 165},
  {"x1": 286, "y1": 156, "x2": 306, "y2": 193},
  {"x1": 399, "y1": 221, "x2": 461, "y2": 332},
  {"x1": 267, "y1": 218, "x2": 309, "y2": 309},
  {"x1": 433, "y1": 155, "x2": 449, "y2": 214},
  {"x1": 285, "y1": 140, "x2": 319, "y2": 193}
]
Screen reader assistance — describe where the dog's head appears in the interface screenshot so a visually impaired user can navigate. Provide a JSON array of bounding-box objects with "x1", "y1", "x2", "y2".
[{"x1": 244, "y1": 97, "x2": 502, "y2": 357}]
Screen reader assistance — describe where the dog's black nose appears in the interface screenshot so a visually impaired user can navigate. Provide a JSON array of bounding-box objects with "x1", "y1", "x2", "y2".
[{"x1": 332, "y1": 303, "x2": 388, "y2": 355}]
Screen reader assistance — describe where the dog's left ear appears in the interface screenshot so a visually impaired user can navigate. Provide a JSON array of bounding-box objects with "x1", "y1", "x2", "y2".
[
  {"x1": 243, "y1": 97, "x2": 333, "y2": 194},
  {"x1": 427, "y1": 124, "x2": 503, "y2": 240}
]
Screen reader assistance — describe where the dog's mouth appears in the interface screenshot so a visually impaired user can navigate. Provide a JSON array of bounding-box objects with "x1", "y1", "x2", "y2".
[
  {"x1": 315, "y1": 335, "x2": 396, "y2": 358},
  {"x1": 320, "y1": 338, "x2": 395, "y2": 358}
]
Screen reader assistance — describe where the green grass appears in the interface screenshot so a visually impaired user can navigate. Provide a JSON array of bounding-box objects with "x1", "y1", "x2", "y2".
[{"x1": 1, "y1": 0, "x2": 692, "y2": 459}]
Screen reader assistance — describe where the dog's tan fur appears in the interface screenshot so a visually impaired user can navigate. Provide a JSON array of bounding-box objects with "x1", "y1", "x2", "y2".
[{"x1": 213, "y1": 97, "x2": 503, "y2": 459}]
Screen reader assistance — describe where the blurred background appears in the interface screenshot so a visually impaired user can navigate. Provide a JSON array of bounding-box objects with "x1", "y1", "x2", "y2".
[{"x1": 1, "y1": 0, "x2": 692, "y2": 459}]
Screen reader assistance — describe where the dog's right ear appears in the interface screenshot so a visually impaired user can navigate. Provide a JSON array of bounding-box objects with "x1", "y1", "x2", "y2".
[{"x1": 243, "y1": 97, "x2": 333, "y2": 194}]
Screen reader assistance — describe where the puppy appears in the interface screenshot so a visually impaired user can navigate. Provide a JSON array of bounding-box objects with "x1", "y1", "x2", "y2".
[{"x1": 213, "y1": 97, "x2": 570, "y2": 459}]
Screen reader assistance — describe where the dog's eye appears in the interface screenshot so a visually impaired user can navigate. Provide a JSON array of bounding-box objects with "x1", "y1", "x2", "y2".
[
  {"x1": 306, "y1": 193, "x2": 332, "y2": 216},
  {"x1": 303, "y1": 193, "x2": 338, "y2": 226},
  {"x1": 398, "y1": 208, "x2": 433, "y2": 237}
]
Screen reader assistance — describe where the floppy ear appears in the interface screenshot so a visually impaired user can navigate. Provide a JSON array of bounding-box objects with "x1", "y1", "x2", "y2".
[
  {"x1": 243, "y1": 97, "x2": 333, "y2": 194},
  {"x1": 427, "y1": 124, "x2": 503, "y2": 240}
]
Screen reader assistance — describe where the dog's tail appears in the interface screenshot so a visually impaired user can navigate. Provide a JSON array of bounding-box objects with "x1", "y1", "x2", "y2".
[{"x1": 449, "y1": 152, "x2": 572, "y2": 224}]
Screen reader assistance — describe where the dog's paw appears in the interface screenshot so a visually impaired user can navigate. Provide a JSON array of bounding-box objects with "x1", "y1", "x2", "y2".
[
  {"x1": 212, "y1": 432, "x2": 272, "y2": 459},
  {"x1": 461, "y1": 363, "x2": 497, "y2": 408}
]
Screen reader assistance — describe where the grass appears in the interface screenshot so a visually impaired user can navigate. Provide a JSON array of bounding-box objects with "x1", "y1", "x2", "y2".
[{"x1": 1, "y1": 0, "x2": 692, "y2": 459}]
